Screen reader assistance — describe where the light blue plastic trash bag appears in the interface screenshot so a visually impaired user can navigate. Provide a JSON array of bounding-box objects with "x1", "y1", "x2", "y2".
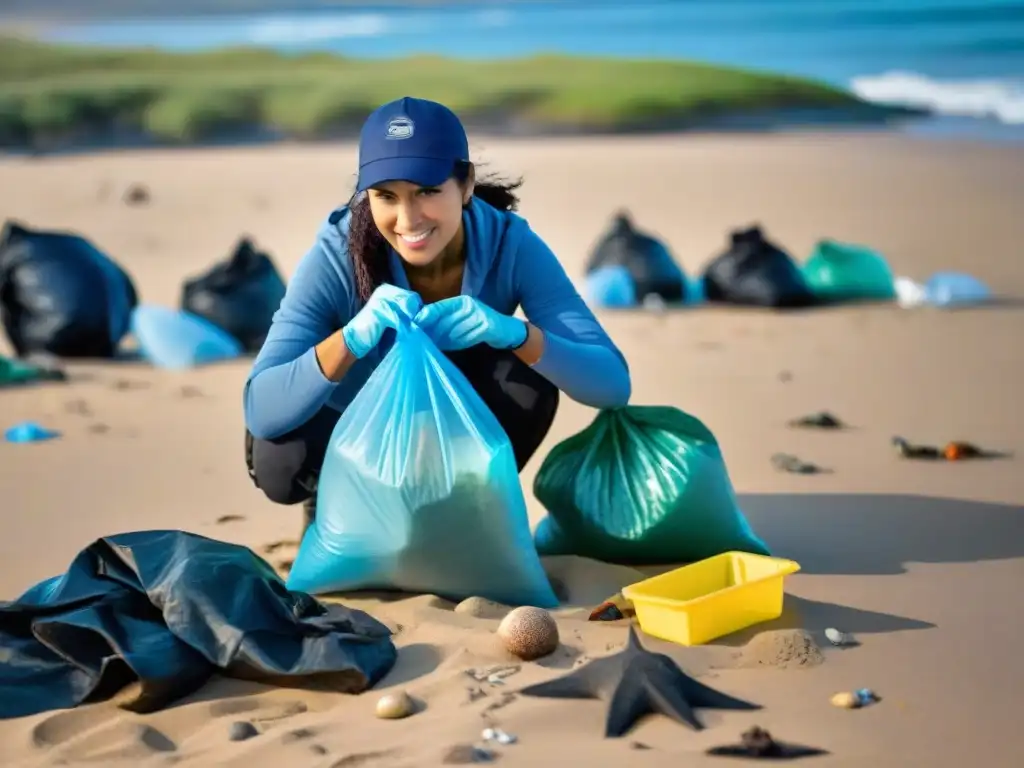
[
  {"x1": 583, "y1": 265, "x2": 637, "y2": 308},
  {"x1": 285, "y1": 317, "x2": 559, "y2": 609},
  {"x1": 131, "y1": 304, "x2": 243, "y2": 370},
  {"x1": 924, "y1": 272, "x2": 992, "y2": 307}
]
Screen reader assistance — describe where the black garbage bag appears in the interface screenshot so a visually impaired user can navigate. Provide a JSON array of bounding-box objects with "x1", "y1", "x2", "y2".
[
  {"x1": 0, "y1": 530, "x2": 397, "y2": 719},
  {"x1": 585, "y1": 211, "x2": 687, "y2": 303},
  {"x1": 0, "y1": 221, "x2": 138, "y2": 358},
  {"x1": 702, "y1": 225, "x2": 817, "y2": 308},
  {"x1": 182, "y1": 238, "x2": 287, "y2": 352}
]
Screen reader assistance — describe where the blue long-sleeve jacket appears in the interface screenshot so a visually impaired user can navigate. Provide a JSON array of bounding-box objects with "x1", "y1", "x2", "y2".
[{"x1": 244, "y1": 199, "x2": 631, "y2": 439}]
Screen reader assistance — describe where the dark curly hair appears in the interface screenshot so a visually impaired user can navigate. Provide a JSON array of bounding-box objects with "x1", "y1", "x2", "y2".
[{"x1": 345, "y1": 160, "x2": 523, "y2": 302}]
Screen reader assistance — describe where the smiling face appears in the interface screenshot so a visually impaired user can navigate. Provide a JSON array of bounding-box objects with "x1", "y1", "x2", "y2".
[{"x1": 367, "y1": 174, "x2": 474, "y2": 267}]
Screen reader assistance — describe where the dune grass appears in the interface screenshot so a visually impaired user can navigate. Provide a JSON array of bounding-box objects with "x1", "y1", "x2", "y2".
[{"x1": 0, "y1": 36, "x2": 891, "y2": 148}]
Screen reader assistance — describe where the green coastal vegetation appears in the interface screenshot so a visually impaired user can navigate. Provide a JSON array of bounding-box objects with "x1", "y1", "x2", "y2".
[{"x1": 0, "y1": 36, "x2": 909, "y2": 149}]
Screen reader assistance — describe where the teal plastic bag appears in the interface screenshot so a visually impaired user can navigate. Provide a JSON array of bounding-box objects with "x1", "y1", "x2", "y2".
[
  {"x1": 801, "y1": 239, "x2": 896, "y2": 303},
  {"x1": 287, "y1": 317, "x2": 558, "y2": 608},
  {"x1": 533, "y1": 406, "x2": 769, "y2": 565}
]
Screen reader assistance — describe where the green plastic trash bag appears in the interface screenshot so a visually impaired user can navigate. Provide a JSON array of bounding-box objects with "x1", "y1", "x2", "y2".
[
  {"x1": 533, "y1": 406, "x2": 770, "y2": 565},
  {"x1": 801, "y1": 239, "x2": 896, "y2": 303}
]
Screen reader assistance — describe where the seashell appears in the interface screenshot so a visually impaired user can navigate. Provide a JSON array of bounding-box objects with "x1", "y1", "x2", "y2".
[
  {"x1": 481, "y1": 727, "x2": 517, "y2": 745},
  {"x1": 825, "y1": 627, "x2": 851, "y2": 646},
  {"x1": 830, "y1": 691, "x2": 859, "y2": 709},
  {"x1": 375, "y1": 690, "x2": 415, "y2": 719},
  {"x1": 497, "y1": 607, "x2": 559, "y2": 661},
  {"x1": 228, "y1": 720, "x2": 259, "y2": 741}
]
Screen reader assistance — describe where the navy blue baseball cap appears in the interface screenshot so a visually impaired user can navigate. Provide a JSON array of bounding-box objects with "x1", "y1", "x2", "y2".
[{"x1": 356, "y1": 97, "x2": 470, "y2": 193}]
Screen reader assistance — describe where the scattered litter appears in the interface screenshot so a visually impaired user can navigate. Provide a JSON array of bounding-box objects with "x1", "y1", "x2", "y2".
[
  {"x1": 589, "y1": 601, "x2": 626, "y2": 622},
  {"x1": 824, "y1": 628, "x2": 857, "y2": 647},
  {"x1": 123, "y1": 184, "x2": 150, "y2": 206},
  {"x1": 896, "y1": 271, "x2": 992, "y2": 308},
  {"x1": 4, "y1": 421, "x2": 61, "y2": 443},
  {"x1": 771, "y1": 453, "x2": 827, "y2": 474},
  {"x1": 481, "y1": 727, "x2": 517, "y2": 745},
  {"x1": 707, "y1": 725, "x2": 829, "y2": 759},
  {"x1": 228, "y1": 721, "x2": 259, "y2": 742},
  {"x1": 467, "y1": 665, "x2": 521, "y2": 684},
  {"x1": 375, "y1": 690, "x2": 416, "y2": 719},
  {"x1": 0, "y1": 354, "x2": 66, "y2": 388},
  {"x1": 892, "y1": 436, "x2": 1008, "y2": 461},
  {"x1": 830, "y1": 688, "x2": 879, "y2": 709},
  {"x1": 787, "y1": 411, "x2": 846, "y2": 429}
]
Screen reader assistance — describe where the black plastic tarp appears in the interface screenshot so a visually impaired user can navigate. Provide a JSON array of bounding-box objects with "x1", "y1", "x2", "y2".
[
  {"x1": 181, "y1": 238, "x2": 287, "y2": 353},
  {"x1": 702, "y1": 225, "x2": 817, "y2": 309},
  {"x1": 0, "y1": 221, "x2": 138, "y2": 358},
  {"x1": 0, "y1": 530, "x2": 397, "y2": 720}
]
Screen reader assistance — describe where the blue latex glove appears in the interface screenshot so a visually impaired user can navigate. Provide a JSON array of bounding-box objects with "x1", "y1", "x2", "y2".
[
  {"x1": 414, "y1": 296, "x2": 528, "y2": 351},
  {"x1": 342, "y1": 284, "x2": 423, "y2": 359}
]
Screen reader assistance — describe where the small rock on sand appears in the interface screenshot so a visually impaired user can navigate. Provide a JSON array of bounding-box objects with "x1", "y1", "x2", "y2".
[
  {"x1": 442, "y1": 744, "x2": 495, "y2": 764},
  {"x1": 454, "y1": 597, "x2": 513, "y2": 620},
  {"x1": 228, "y1": 721, "x2": 259, "y2": 741},
  {"x1": 736, "y1": 629, "x2": 824, "y2": 669},
  {"x1": 375, "y1": 691, "x2": 416, "y2": 719}
]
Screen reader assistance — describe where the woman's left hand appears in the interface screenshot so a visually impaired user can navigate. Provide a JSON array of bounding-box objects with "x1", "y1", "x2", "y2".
[{"x1": 414, "y1": 296, "x2": 528, "y2": 351}]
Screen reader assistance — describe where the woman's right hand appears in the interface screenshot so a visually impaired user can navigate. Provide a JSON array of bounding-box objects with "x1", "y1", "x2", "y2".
[{"x1": 341, "y1": 284, "x2": 423, "y2": 359}]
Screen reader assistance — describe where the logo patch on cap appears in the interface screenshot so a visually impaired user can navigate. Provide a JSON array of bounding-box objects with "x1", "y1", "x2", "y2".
[{"x1": 386, "y1": 116, "x2": 414, "y2": 140}]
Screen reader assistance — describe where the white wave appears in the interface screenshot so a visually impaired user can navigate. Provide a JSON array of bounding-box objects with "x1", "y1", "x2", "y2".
[
  {"x1": 850, "y1": 71, "x2": 1024, "y2": 125},
  {"x1": 246, "y1": 13, "x2": 389, "y2": 45}
]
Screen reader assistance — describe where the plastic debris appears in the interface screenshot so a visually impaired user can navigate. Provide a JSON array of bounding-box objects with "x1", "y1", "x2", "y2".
[
  {"x1": 771, "y1": 453, "x2": 827, "y2": 474},
  {"x1": 4, "y1": 421, "x2": 61, "y2": 443},
  {"x1": 895, "y1": 272, "x2": 992, "y2": 308},
  {"x1": 892, "y1": 436, "x2": 1008, "y2": 461},
  {"x1": 787, "y1": 411, "x2": 846, "y2": 429}
]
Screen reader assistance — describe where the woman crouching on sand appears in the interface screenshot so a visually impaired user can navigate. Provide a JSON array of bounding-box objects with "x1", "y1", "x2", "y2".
[{"x1": 242, "y1": 96, "x2": 631, "y2": 532}]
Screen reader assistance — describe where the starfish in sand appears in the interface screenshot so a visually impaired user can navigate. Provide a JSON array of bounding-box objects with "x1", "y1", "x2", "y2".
[{"x1": 517, "y1": 625, "x2": 760, "y2": 738}]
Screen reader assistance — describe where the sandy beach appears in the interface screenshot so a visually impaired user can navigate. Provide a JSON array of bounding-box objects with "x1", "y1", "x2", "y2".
[{"x1": 1, "y1": 132, "x2": 1023, "y2": 767}]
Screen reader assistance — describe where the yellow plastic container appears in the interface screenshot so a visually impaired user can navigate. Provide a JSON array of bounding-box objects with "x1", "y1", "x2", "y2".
[{"x1": 621, "y1": 551, "x2": 801, "y2": 646}]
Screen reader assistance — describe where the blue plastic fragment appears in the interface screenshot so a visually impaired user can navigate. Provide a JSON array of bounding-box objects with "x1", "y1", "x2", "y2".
[{"x1": 4, "y1": 421, "x2": 61, "y2": 443}]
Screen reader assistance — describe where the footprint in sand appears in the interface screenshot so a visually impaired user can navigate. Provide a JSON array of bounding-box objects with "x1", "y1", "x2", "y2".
[
  {"x1": 208, "y1": 697, "x2": 308, "y2": 724},
  {"x1": 262, "y1": 540, "x2": 298, "y2": 554},
  {"x1": 33, "y1": 716, "x2": 175, "y2": 763},
  {"x1": 215, "y1": 514, "x2": 246, "y2": 525}
]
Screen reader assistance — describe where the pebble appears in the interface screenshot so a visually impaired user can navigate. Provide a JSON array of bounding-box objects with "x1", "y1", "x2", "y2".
[
  {"x1": 375, "y1": 690, "x2": 416, "y2": 719},
  {"x1": 482, "y1": 727, "x2": 517, "y2": 745},
  {"x1": 825, "y1": 627, "x2": 853, "y2": 646},
  {"x1": 228, "y1": 721, "x2": 259, "y2": 741},
  {"x1": 830, "y1": 689, "x2": 878, "y2": 709},
  {"x1": 442, "y1": 744, "x2": 495, "y2": 764}
]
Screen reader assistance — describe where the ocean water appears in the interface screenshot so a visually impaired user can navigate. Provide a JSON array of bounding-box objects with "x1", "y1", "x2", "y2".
[{"x1": 36, "y1": 0, "x2": 1024, "y2": 141}]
